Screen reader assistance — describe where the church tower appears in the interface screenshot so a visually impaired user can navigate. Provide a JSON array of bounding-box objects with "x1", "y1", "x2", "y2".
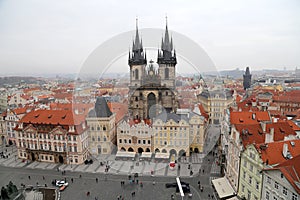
[
  {"x1": 128, "y1": 19, "x2": 178, "y2": 121},
  {"x1": 128, "y1": 19, "x2": 147, "y2": 89},
  {"x1": 243, "y1": 67, "x2": 252, "y2": 90},
  {"x1": 157, "y1": 18, "x2": 177, "y2": 90}
]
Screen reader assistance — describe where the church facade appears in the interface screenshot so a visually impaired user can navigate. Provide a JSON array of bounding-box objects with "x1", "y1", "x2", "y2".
[{"x1": 128, "y1": 20, "x2": 179, "y2": 120}]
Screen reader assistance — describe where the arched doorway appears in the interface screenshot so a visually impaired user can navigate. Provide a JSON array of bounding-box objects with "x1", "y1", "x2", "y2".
[
  {"x1": 58, "y1": 155, "x2": 64, "y2": 164},
  {"x1": 128, "y1": 147, "x2": 134, "y2": 152},
  {"x1": 147, "y1": 93, "x2": 156, "y2": 119},
  {"x1": 120, "y1": 147, "x2": 126, "y2": 151},
  {"x1": 194, "y1": 148, "x2": 199, "y2": 153},
  {"x1": 1, "y1": 136, "x2": 5, "y2": 145},
  {"x1": 31, "y1": 153, "x2": 36, "y2": 161},
  {"x1": 169, "y1": 149, "x2": 177, "y2": 156},
  {"x1": 155, "y1": 148, "x2": 160, "y2": 153},
  {"x1": 138, "y1": 147, "x2": 144, "y2": 154},
  {"x1": 145, "y1": 148, "x2": 150, "y2": 152},
  {"x1": 162, "y1": 149, "x2": 167, "y2": 153},
  {"x1": 178, "y1": 149, "x2": 186, "y2": 157}
]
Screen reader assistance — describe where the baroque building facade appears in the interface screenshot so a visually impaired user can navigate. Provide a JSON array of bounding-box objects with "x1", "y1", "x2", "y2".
[{"x1": 15, "y1": 110, "x2": 89, "y2": 164}]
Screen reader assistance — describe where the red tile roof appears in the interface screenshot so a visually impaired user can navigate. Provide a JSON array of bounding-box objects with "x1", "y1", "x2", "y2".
[
  {"x1": 274, "y1": 154, "x2": 300, "y2": 194},
  {"x1": 236, "y1": 121, "x2": 297, "y2": 147},
  {"x1": 107, "y1": 102, "x2": 128, "y2": 123},
  {"x1": 255, "y1": 139, "x2": 300, "y2": 166},
  {"x1": 198, "y1": 103, "x2": 209, "y2": 120},
  {"x1": 20, "y1": 110, "x2": 85, "y2": 126},
  {"x1": 230, "y1": 111, "x2": 271, "y2": 125}
]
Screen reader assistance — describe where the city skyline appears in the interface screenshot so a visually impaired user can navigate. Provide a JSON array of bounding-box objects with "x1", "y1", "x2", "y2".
[{"x1": 0, "y1": 0, "x2": 299, "y2": 75}]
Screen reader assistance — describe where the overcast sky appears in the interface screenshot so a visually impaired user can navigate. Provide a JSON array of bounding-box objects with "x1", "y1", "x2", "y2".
[{"x1": 0, "y1": 0, "x2": 299, "y2": 76}]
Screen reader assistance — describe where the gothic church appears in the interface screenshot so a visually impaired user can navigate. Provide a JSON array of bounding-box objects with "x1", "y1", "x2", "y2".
[{"x1": 128, "y1": 19, "x2": 179, "y2": 120}]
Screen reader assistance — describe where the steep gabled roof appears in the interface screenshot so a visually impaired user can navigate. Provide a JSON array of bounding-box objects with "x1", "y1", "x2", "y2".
[
  {"x1": 264, "y1": 154, "x2": 300, "y2": 194},
  {"x1": 88, "y1": 97, "x2": 112, "y2": 118},
  {"x1": 255, "y1": 140, "x2": 300, "y2": 166}
]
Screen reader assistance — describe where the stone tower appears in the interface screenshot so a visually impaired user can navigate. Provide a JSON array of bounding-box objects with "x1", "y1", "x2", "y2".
[
  {"x1": 157, "y1": 18, "x2": 177, "y2": 90},
  {"x1": 243, "y1": 67, "x2": 252, "y2": 90}
]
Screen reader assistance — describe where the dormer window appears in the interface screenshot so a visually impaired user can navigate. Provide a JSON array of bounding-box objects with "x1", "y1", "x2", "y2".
[{"x1": 69, "y1": 126, "x2": 75, "y2": 132}]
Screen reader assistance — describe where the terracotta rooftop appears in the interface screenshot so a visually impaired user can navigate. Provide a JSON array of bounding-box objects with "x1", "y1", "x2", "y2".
[
  {"x1": 255, "y1": 139, "x2": 300, "y2": 166},
  {"x1": 236, "y1": 121, "x2": 297, "y2": 148},
  {"x1": 273, "y1": 154, "x2": 300, "y2": 194},
  {"x1": 108, "y1": 102, "x2": 128, "y2": 123},
  {"x1": 230, "y1": 111, "x2": 271, "y2": 125},
  {"x1": 20, "y1": 110, "x2": 85, "y2": 126}
]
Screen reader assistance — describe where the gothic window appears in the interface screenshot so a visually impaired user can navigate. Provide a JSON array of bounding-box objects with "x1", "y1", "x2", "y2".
[
  {"x1": 135, "y1": 69, "x2": 139, "y2": 80},
  {"x1": 165, "y1": 68, "x2": 169, "y2": 79},
  {"x1": 135, "y1": 97, "x2": 138, "y2": 101}
]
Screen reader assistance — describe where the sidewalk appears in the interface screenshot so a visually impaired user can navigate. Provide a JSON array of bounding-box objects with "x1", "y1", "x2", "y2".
[{"x1": 0, "y1": 125, "x2": 221, "y2": 178}]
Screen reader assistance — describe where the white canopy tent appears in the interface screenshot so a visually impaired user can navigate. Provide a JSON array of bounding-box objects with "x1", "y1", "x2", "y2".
[{"x1": 211, "y1": 177, "x2": 236, "y2": 199}]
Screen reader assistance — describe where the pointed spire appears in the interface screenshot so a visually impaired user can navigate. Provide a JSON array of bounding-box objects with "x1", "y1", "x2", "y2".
[
  {"x1": 144, "y1": 51, "x2": 147, "y2": 60},
  {"x1": 157, "y1": 17, "x2": 176, "y2": 65},
  {"x1": 133, "y1": 17, "x2": 141, "y2": 51},
  {"x1": 164, "y1": 18, "x2": 170, "y2": 49},
  {"x1": 129, "y1": 17, "x2": 147, "y2": 66}
]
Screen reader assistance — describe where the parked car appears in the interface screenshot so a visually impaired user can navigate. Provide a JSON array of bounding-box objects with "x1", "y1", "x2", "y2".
[
  {"x1": 55, "y1": 180, "x2": 68, "y2": 187},
  {"x1": 165, "y1": 183, "x2": 177, "y2": 188}
]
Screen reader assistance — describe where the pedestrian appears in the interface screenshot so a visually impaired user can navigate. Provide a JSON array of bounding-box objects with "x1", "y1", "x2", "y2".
[
  {"x1": 96, "y1": 178, "x2": 98, "y2": 183},
  {"x1": 197, "y1": 181, "x2": 200, "y2": 185},
  {"x1": 43, "y1": 176, "x2": 45, "y2": 180},
  {"x1": 87, "y1": 191, "x2": 90, "y2": 196},
  {"x1": 171, "y1": 194, "x2": 175, "y2": 199},
  {"x1": 64, "y1": 170, "x2": 66, "y2": 175},
  {"x1": 136, "y1": 179, "x2": 139, "y2": 184},
  {"x1": 208, "y1": 194, "x2": 210, "y2": 198},
  {"x1": 71, "y1": 178, "x2": 73, "y2": 183},
  {"x1": 202, "y1": 169, "x2": 205, "y2": 173},
  {"x1": 79, "y1": 174, "x2": 82, "y2": 178},
  {"x1": 28, "y1": 175, "x2": 31, "y2": 180}
]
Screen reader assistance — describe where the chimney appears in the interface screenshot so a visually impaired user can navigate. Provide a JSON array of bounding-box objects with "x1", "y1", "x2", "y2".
[
  {"x1": 252, "y1": 113, "x2": 256, "y2": 120},
  {"x1": 265, "y1": 133, "x2": 270, "y2": 143},
  {"x1": 261, "y1": 122, "x2": 266, "y2": 132},
  {"x1": 269, "y1": 128, "x2": 274, "y2": 143},
  {"x1": 283, "y1": 143, "x2": 288, "y2": 158}
]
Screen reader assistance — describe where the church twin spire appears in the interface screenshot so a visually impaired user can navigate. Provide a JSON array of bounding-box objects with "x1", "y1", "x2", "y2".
[
  {"x1": 158, "y1": 16, "x2": 177, "y2": 65},
  {"x1": 128, "y1": 18, "x2": 147, "y2": 66},
  {"x1": 128, "y1": 17, "x2": 177, "y2": 66}
]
